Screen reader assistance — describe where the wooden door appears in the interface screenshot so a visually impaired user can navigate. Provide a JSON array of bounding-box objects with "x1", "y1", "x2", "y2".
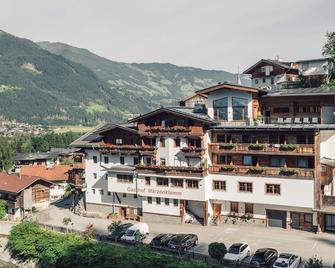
[{"x1": 230, "y1": 202, "x2": 239, "y2": 213}]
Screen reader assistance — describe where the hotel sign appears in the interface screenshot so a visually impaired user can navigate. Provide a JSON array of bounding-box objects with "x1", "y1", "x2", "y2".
[{"x1": 127, "y1": 187, "x2": 182, "y2": 196}]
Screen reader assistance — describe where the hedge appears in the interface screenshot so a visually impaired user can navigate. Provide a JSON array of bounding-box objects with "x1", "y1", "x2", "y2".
[{"x1": 8, "y1": 222, "x2": 209, "y2": 268}]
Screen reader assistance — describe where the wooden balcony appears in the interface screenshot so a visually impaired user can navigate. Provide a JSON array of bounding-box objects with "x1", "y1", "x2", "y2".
[
  {"x1": 323, "y1": 195, "x2": 335, "y2": 207},
  {"x1": 181, "y1": 147, "x2": 206, "y2": 158},
  {"x1": 100, "y1": 143, "x2": 156, "y2": 155},
  {"x1": 208, "y1": 164, "x2": 314, "y2": 179},
  {"x1": 136, "y1": 164, "x2": 205, "y2": 177},
  {"x1": 138, "y1": 124, "x2": 204, "y2": 137},
  {"x1": 209, "y1": 143, "x2": 315, "y2": 156}
]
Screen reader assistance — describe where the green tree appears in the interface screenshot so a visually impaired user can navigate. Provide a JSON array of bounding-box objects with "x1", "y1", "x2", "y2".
[
  {"x1": 63, "y1": 217, "x2": 72, "y2": 232},
  {"x1": 0, "y1": 136, "x2": 14, "y2": 171},
  {"x1": 322, "y1": 32, "x2": 335, "y2": 87},
  {"x1": 107, "y1": 220, "x2": 123, "y2": 241},
  {"x1": 208, "y1": 242, "x2": 227, "y2": 263},
  {"x1": 0, "y1": 200, "x2": 7, "y2": 219}
]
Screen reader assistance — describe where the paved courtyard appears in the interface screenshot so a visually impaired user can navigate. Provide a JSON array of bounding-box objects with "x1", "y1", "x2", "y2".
[{"x1": 36, "y1": 203, "x2": 335, "y2": 266}]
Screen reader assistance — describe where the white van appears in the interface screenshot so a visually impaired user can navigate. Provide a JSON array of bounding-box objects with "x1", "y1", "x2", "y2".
[{"x1": 120, "y1": 223, "x2": 149, "y2": 243}]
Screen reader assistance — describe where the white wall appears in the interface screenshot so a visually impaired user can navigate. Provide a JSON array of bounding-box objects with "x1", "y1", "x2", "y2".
[
  {"x1": 142, "y1": 196, "x2": 180, "y2": 216},
  {"x1": 209, "y1": 174, "x2": 315, "y2": 209},
  {"x1": 320, "y1": 130, "x2": 335, "y2": 159},
  {"x1": 207, "y1": 89, "x2": 253, "y2": 121}
]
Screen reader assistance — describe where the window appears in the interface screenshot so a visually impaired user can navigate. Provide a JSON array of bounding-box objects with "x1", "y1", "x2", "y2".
[
  {"x1": 100, "y1": 190, "x2": 104, "y2": 195},
  {"x1": 133, "y1": 194, "x2": 137, "y2": 199},
  {"x1": 105, "y1": 174, "x2": 108, "y2": 180},
  {"x1": 262, "y1": 77, "x2": 266, "y2": 83},
  {"x1": 217, "y1": 134, "x2": 231, "y2": 143},
  {"x1": 173, "y1": 199, "x2": 179, "y2": 207},
  {"x1": 239, "y1": 182, "x2": 253, "y2": 193},
  {"x1": 93, "y1": 173, "x2": 97, "y2": 179},
  {"x1": 165, "y1": 198, "x2": 170, "y2": 206},
  {"x1": 266, "y1": 184, "x2": 281, "y2": 195},
  {"x1": 243, "y1": 156, "x2": 253, "y2": 166},
  {"x1": 160, "y1": 158, "x2": 166, "y2": 166},
  {"x1": 147, "y1": 197, "x2": 152, "y2": 204},
  {"x1": 213, "y1": 180, "x2": 226, "y2": 191},
  {"x1": 273, "y1": 107, "x2": 289, "y2": 113},
  {"x1": 218, "y1": 155, "x2": 231, "y2": 164},
  {"x1": 186, "y1": 179, "x2": 199, "y2": 189},
  {"x1": 93, "y1": 156, "x2": 98, "y2": 163},
  {"x1": 174, "y1": 138, "x2": 181, "y2": 147},
  {"x1": 171, "y1": 178, "x2": 183, "y2": 188},
  {"x1": 304, "y1": 213, "x2": 313, "y2": 224},
  {"x1": 270, "y1": 157, "x2": 286, "y2": 167},
  {"x1": 117, "y1": 174, "x2": 133, "y2": 183},
  {"x1": 255, "y1": 78, "x2": 259, "y2": 84},
  {"x1": 230, "y1": 202, "x2": 239, "y2": 213},
  {"x1": 156, "y1": 197, "x2": 161, "y2": 205},
  {"x1": 213, "y1": 97, "x2": 228, "y2": 121},
  {"x1": 145, "y1": 157, "x2": 152, "y2": 165},
  {"x1": 145, "y1": 177, "x2": 151, "y2": 185},
  {"x1": 188, "y1": 138, "x2": 201, "y2": 147},
  {"x1": 297, "y1": 135, "x2": 314, "y2": 144},
  {"x1": 245, "y1": 203, "x2": 253, "y2": 214},
  {"x1": 160, "y1": 137, "x2": 165, "y2": 147},
  {"x1": 92, "y1": 189, "x2": 96, "y2": 194},
  {"x1": 271, "y1": 77, "x2": 274, "y2": 85},
  {"x1": 123, "y1": 193, "x2": 127, "y2": 198},
  {"x1": 298, "y1": 158, "x2": 308, "y2": 168},
  {"x1": 157, "y1": 177, "x2": 169, "y2": 186},
  {"x1": 104, "y1": 156, "x2": 109, "y2": 164},
  {"x1": 232, "y1": 97, "x2": 248, "y2": 120},
  {"x1": 120, "y1": 156, "x2": 125, "y2": 165},
  {"x1": 133, "y1": 157, "x2": 139, "y2": 165},
  {"x1": 116, "y1": 138, "x2": 123, "y2": 145},
  {"x1": 108, "y1": 191, "x2": 111, "y2": 196}
]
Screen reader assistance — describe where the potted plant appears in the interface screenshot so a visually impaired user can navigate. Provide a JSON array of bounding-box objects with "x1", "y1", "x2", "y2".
[
  {"x1": 280, "y1": 167, "x2": 299, "y2": 176},
  {"x1": 249, "y1": 166, "x2": 265, "y2": 174},
  {"x1": 220, "y1": 165, "x2": 235, "y2": 171},
  {"x1": 219, "y1": 143, "x2": 235, "y2": 150},
  {"x1": 249, "y1": 143, "x2": 265, "y2": 150},
  {"x1": 279, "y1": 144, "x2": 297, "y2": 151}
]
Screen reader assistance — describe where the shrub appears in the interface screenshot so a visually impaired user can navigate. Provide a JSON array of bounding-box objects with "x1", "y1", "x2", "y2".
[
  {"x1": 219, "y1": 143, "x2": 235, "y2": 150},
  {"x1": 0, "y1": 200, "x2": 7, "y2": 219},
  {"x1": 248, "y1": 144, "x2": 265, "y2": 150},
  {"x1": 208, "y1": 242, "x2": 227, "y2": 262},
  {"x1": 280, "y1": 168, "x2": 299, "y2": 176},
  {"x1": 279, "y1": 144, "x2": 297, "y2": 151},
  {"x1": 249, "y1": 166, "x2": 265, "y2": 174},
  {"x1": 107, "y1": 220, "x2": 122, "y2": 235}
]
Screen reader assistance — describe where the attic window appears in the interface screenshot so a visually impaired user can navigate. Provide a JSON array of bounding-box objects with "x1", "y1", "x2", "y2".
[{"x1": 116, "y1": 138, "x2": 123, "y2": 145}]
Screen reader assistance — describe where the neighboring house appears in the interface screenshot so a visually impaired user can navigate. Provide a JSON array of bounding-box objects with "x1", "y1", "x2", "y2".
[
  {"x1": 179, "y1": 93, "x2": 208, "y2": 108},
  {"x1": 20, "y1": 165, "x2": 79, "y2": 201},
  {"x1": 244, "y1": 57, "x2": 334, "y2": 90},
  {"x1": 0, "y1": 173, "x2": 52, "y2": 220},
  {"x1": 13, "y1": 152, "x2": 58, "y2": 167},
  {"x1": 72, "y1": 82, "x2": 335, "y2": 233}
]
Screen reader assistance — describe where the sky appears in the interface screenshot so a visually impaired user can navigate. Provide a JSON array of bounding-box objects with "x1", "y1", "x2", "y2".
[{"x1": 0, "y1": 0, "x2": 334, "y2": 72}]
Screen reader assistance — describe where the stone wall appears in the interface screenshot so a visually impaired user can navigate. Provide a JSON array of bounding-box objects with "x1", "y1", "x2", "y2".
[
  {"x1": 0, "y1": 221, "x2": 19, "y2": 235},
  {"x1": 143, "y1": 212, "x2": 181, "y2": 224}
]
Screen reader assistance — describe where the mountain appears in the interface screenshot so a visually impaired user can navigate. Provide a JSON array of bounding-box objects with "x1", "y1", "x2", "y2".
[
  {"x1": 38, "y1": 42, "x2": 247, "y2": 109},
  {"x1": 0, "y1": 29, "x2": 247, "y2": 126}
]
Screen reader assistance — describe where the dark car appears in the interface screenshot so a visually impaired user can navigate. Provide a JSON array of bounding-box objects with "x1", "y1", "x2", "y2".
[
  {"x1": 107, "y1": 223, "x2": 133, "y2": 242},
  {"x1": 167, "y1": 234, "x2": 198, "y2": 252},
  {"x1": 249, "y1": 248, "x2": 278, "y2": 268},
  {"x1": 149, "y1": 233, "x2": 175, "y2": 248}
]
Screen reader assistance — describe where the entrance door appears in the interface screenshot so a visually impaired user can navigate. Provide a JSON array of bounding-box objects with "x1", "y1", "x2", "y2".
[
  {"x1": 291, "y1": 212, "x2": 300, "y2": 229},
  {"x1": 265, "y1": 111, "x2": 271, "y2": 124},
  {"x1": 213, "y1": 203, "x2": 221, "y2": 217},
  {"x1": 120, "y1": 207, "x2": 126, "y2": 218},
  {"x1": 325, "y1": 214, "x2": 335, "y2": 232},
  {"x1": 267, "y1": 210, "x2": 286, "y2": 228}
]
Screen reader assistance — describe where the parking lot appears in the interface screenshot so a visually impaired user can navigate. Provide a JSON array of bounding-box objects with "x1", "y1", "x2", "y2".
[{"x1": 37, "y1": 204, "x2": 335, "y2": 266}]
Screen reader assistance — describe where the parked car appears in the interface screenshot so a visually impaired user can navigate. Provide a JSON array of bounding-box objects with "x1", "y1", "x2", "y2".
[
  {"x1": 224, "y1": 243, "x2": 251, "y2": 263},
  {"x1": 149, "y1": 233, "x2": 176, "y2": 248},
  {"x1": 167, "y1": 234, "x2": 198, "y2": 252},
  {"x1": 248, "y1": 248, "x2": 278, "y2": 267},
  {"x1": 120, "y1": 223, "x2": 149, "y2": 243},
  {"x1": 108, "y1": 223, "x2": 133, "y2": 241},
  {"x1": 273, "y1": 253, "x2": 301, "y2": 268}
]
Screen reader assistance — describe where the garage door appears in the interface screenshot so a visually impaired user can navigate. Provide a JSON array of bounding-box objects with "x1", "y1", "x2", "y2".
[
  {"x1": 325, "y1": 214, "x2": 335, "y2": 232},
  {"x1": 267, "y1": 210, "x2": 286, "y2": 228}
]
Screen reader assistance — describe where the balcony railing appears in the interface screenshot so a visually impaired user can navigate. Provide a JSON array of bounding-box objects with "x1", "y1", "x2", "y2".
[
  {"x1": 181, "y1": 147, "x2": 206, "y2": 158},
  {"x1": 136, "y1": 164, "x2": 205, "y2": 177},
  {"x1": 100, "y1": 143, "x2": 156, "y2": 155},
  {"x1": 322, "y1": 195, "x2": 335, "y2": 207},
  {"x1": 209, "y1": 143, "x2": 315, "y2": 155},
  {"x1": 139, "y1": 125, "x2": 204, "y2": 136},
  {"x1": 257, "y1": 116, "x2": 321, "y2": 125},
  {"x1": 208, "y1": 164, "x2": 314, "y2": 178}
]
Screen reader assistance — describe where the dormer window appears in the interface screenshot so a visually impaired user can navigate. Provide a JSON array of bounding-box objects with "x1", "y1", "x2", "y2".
[{"x1": 213, "y1": 97, "x2": 228, "y2": 121}]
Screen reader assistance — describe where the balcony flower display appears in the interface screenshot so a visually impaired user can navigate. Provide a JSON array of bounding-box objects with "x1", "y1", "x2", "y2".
[
  {"x1": 220, "y1": 165, "x2": 235, "y2": 171},
  {"x1": 219, "y1": 143, "x2": 235, "y2": 150},
  {"x1": 279, "y1": 144, "x2": 297, "y2": 151},
  {"x1": 248, "y1": 144, "x2": 265, "y2": 150},
  {"x1": 249, "y1": 166, "x2": 265, "y2": 174},
  {"x1": 280, "y1": 167, "x2": 299, "y2": 176}
]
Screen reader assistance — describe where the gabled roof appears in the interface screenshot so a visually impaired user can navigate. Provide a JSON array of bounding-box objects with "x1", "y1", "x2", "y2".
[
  {"x1": 0, "y1": 173, "x2": 52, "y2": 194},
  {"x1": 13, "y1": 152, "x2": 58, "y2": 161},
  {"x1": 180, "y1": 93, "x2": 208, "y2": 103},
  {"x1": 195, "y1": 82, "x2": 261, "y2": 95},
  {"x1": 128, "y1": 107, "x2": 214, "y2": 124},
  {"x1": 20, "y1": 165, "x2": 71, "y2": 182},
  {"x1": 243, "y1": 59, "x2": 293, "y2": 74},
  {"x1": 97, "y1": 124, "x2": 139, "y2": 135},
  {"x1": 263, "y1": 86, "x2": 335, "y2": 97}
]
